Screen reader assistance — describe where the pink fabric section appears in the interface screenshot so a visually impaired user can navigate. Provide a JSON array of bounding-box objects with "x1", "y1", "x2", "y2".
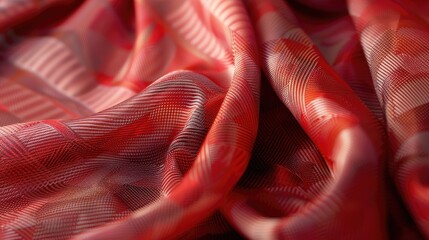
[{"x1": 0, "y1": 0, "x2": 428, "y2": 239}]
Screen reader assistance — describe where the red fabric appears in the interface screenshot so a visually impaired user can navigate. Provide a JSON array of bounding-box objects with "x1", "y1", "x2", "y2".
[{"x1": 0, "y1": 0, "x2": 428, "y2": 239}]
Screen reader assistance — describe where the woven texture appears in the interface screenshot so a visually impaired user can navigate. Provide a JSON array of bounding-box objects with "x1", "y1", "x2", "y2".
[{"x1": 0, "y1": 0, "x2": 428, "y2": 239}]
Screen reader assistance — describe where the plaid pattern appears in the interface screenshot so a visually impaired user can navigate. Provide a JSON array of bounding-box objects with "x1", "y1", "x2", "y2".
[{"x1": 0, "y1": 0, "x2": 428, "y2": 239}]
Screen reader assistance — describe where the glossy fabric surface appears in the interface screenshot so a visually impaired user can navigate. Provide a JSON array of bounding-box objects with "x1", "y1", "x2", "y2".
[{"x1": 0, "y1": 0, "x2": 428, "y2": 239}]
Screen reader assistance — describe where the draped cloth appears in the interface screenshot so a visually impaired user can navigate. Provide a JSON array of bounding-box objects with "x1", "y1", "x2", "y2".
[{"x1": 0, "y1": 0, "x2": 428, "y2": 239}]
